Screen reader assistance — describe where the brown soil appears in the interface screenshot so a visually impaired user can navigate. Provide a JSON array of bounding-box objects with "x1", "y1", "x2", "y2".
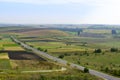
[{"x1": 0, "y1": 50, "x2": 46, "y2": 61}]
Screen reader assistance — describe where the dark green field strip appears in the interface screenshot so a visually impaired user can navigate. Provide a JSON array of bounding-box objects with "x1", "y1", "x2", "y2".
[
  {"x1": 3, "y1": 44, "x2": 19, "y2": 47},
  {"x1": 0, "y1": 59, "x2": 11, "y2": 69}
]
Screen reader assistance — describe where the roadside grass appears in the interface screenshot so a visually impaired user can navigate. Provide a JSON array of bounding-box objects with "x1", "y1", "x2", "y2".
[
  {"x1": 62, "y1": 52, "x2": 120, "y2": 77},
  {"x1": 26, "y1": 41, "x2": 93, "y2": 53},
  {"x1": 27, "y1": 42, "x2": 66, "y2": 49}
]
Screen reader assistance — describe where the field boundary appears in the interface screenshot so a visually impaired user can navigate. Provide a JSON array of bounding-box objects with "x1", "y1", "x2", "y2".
[{"x1": 21, "y1": 67, "x2": 66, "y2": 73}]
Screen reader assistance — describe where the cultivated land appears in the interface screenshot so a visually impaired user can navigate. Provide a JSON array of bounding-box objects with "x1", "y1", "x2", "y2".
[
  {"x1": 0, "y1": 26, "x2": 120, "y2": 80},
  {"x1": 14, "y1": 27, "x2": 120, "y2": 78},
  {"x1": 0, "y1": 27, "x2": 103, "y2": 80}
]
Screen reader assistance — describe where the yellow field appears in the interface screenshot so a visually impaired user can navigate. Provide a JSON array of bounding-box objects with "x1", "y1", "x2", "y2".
[
  {"x1": 21, "y1": 30, "x2": 69, "y2": 37},
  {"x1": 10, "y1": 60, "x2": 18, "y2": 69},
  {"x1": 0, "y1": 53, "x2": 9, "y2": 59},
  {"x1": 4, "y1": 47, "x2": 25, "y2": 51}
]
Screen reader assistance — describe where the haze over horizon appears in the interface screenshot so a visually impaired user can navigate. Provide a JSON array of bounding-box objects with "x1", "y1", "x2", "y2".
[{"x1": 0, "y1": 0, "x2": 120, "y2": 24}]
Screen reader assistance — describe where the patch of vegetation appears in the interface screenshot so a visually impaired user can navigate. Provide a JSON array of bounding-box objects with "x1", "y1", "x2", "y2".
[
  {"x1": 0, "y1": 59, "x2": 11, "y2": 69},
  {"x1": 0, "y1": 69, "x2": 102, "y2": 80},
  {"x1": 110, "y1": 48, "x2": 118, "y2": 52},
  {"x1": 84, "y1": 67, "x2": 89, "y2": 73}
]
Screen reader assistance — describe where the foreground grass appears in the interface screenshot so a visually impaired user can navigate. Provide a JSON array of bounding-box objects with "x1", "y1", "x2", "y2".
[{"x1": 0, "y1": 69, "x2": 103, "y2": 80}]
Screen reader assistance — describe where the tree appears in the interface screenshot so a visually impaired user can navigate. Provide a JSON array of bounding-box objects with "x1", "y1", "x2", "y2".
[
  {"x1": 37, "y1": 47, "x2": 43, "y2": 51},
  {"x1": 94, "y1": 49, "x2": 102, "y2": 53},
  {"x1": 77, "y1": 61, "x2": 80, "y2": 64},
  {"x1": 84, "y1": 67, "x2": 89, "y2": 73},
  {"x1": 105, "y1": 67, "x2": 109, "y2": 72},
  {"x1": 58, "y1": 55, "x2": 64, "y2": 59},
  {"x1": 110, "y1": 48, "x2": 118, "y2": 52},
  {"x1": 111, "y1": 29, "x2": 117, "y2": 35},
  {"x1": 44, "y1": 49, "x2": 48, "y2": 52},
  {"x1": 77, "y1": 29, "x2": 83, "y2": 36}
]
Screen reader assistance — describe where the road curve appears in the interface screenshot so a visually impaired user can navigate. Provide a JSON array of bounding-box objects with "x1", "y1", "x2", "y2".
[{"x1": 11, "y1": 36, "x2": 120, "y2": 80}]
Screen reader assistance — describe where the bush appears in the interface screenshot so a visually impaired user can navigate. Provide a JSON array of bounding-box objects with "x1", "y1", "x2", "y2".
[
  {"x1": 37, "y1": 47, "x2": 44, "y2": 51},
  {"x1": 77, "y1": 61, "x2": 80, "y2": 64},
  {"x1": 84, "y1": 67, "x2": 89, "y2": 73},
  {"x1": 94, "y1": 49, "x2": 102, "y2": 53},
  {"x1": 104, "y1": 67, "x2": 109, "y2": 72},
  {"x1": 58, "y1": 55, "x2": 64, "y2": 59},
  {"x1": 110, "y1": 48, "x2": 118, "y2": 52},
  {"x1": 64, "y1": 53, "x2": 70, "y2": 56},
  {"x1": 44, "y1": 49, "x2": 48, "y2": 52},
  {"x1": 111, "y1": 29, "x2": 117, "y2": 35}
]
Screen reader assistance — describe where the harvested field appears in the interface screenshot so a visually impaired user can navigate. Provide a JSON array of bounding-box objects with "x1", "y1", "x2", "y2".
[
  {"x1": 0, "y1": 53, "x2": 9, "y2": 59},
  {"x1": 20, "y1": 29, "x2": 69, "y2": 37},
  {"x1": 10, "y1": 60, "x2": 61, "y2": 70},
  {"x1": 4, "y1": 47, "x2": 25, "y2": 51}
]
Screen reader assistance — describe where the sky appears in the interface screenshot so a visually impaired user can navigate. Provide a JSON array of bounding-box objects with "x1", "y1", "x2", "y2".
[{"x1": 0, "y1": 0, "x2": 120, "y2": 24}]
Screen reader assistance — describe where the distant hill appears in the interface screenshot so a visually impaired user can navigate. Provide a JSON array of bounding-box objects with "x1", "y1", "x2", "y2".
[
  {"x1": 20, "y1": 29, "x2": 70, "y2": 37},
  {"x1": 0, "y1": 23, "x2": 120, "y2": 29}
]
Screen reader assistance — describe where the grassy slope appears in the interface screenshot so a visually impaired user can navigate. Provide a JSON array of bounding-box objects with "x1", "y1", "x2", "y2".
[
  {"x1": 0, "y1": 28, "x2": 105, "y2": 80},
  {"x1": 20, "y1": 29, "x2": 70, "y2": 37},
  {"x1": 20, "y1": 29, "x2": 120, "y2": 77}
]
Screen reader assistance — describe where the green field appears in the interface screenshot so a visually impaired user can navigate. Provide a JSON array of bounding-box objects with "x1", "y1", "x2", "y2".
[
  {"x1": 0, "y1": 53, "x2": 11, "y2": 69},
  {"x1": 17, "y1": 28, "x2": 120, "y2": 77},
  {"x1": 1, "y1": 27, "x2": 120, "y2": 79}
]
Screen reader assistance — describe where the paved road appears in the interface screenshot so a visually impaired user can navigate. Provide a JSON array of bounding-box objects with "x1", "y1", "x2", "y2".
[{"x1": 11, "y1": 36, "x2": 120, "y2": 80}]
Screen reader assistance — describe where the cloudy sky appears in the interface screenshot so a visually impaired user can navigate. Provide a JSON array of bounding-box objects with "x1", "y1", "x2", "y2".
[{"x1": 0, "y1": 0, "x2": 120, "y2": 24}]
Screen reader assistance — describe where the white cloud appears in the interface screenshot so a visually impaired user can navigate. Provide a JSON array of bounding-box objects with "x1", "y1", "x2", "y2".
[{"x1": 80, "y1": 0, "x2": 120, "y2": 24}]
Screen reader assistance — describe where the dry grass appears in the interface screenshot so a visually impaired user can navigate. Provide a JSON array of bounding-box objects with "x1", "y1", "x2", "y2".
[
  {"x1": 21, "y1": 29, "x2": 69, "y2": 37},
  {"x1": 4, "y1": 47, "x2": 25, "y2": 51},
  {"x1": 10, "y1": 60, "x2": 61, "y2": 70},
  {"x1": 0, "y1": 53, "x2": 9, "y2": 59}
]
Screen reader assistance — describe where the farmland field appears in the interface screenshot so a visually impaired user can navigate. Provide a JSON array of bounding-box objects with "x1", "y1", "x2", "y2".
[
  {"x1": 0, "y1": 26, "x2": 120, "y2": 80},
  {"x1": 16, "y1": 28, "x2": 120, "y2": 77}
]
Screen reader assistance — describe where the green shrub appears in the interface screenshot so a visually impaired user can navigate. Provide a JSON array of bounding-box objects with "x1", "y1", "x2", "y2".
[
  {"x1": 84, "y1": 67, "x2": 89, "y2": 73},
  {"x1": 94, "y1": 49, "x2": 102, "y2": 53},
  {"x1": 110, "y1": 48, "x2": 118, "y2": 52},
  {"x1": 58, "y1": 55, "x2": 64, "y2": 59}
]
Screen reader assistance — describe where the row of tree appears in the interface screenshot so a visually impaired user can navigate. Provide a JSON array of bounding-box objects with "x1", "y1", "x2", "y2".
[
  {"x1": 77, "y1": 29, "x2": 118, "y2": 36},
  {"x1": 37, "y1": 47, "x2": 47, "y2": 52},
  {"x1": 94, "y1": 48, "x2": 118, "y2": 53}
]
